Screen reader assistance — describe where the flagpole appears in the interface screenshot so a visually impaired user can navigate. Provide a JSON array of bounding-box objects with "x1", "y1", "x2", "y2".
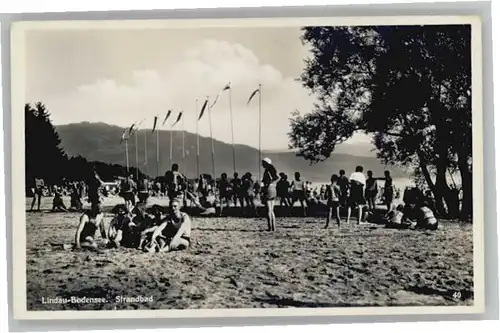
[
  {"x1": 258, "y1": 83, "x2": 262, "y2": 182},
  {"x1": 229, "y1": 87, "x2": 236, "y2": 174},
  {"x1": 196, "y1": 99, "x2": 200, "y2": 179},
  {"x1": 182, "y1": 113, "x2": 185, "y2": 176},
  {"x1": 169, "y1": 130, "x2": 173, "y2": 165},
  {"x1": 125, "y1": 140, "x2": 130, "y2": 173},
  {"x1": 144, "y1": 130, "x2": 148, "y2": 175},
  {"x1": 156, "y1": 128, "x2": 160, "y2": 177},
  {"x1": 207, "y1": 97, "x2": 216, "y2": 181},
  {"x1": 135, "y1": 130, "x2": 139, "y2": 180}
]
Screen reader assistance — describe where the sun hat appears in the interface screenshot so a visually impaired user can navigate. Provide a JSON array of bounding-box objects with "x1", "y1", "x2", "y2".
[{"x1": 262, "y1": 157, "x2": 272, "y2": 165}]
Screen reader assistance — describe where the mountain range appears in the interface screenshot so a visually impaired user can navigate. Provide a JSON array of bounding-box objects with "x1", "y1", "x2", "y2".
[{"x1": 55, "y1": 122, "x2": 408, "y2": 181}]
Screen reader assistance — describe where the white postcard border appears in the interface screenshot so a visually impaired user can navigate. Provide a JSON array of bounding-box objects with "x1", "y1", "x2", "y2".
[{"x1": 10, "y1": 14, "x2": 485, "y2": 320}]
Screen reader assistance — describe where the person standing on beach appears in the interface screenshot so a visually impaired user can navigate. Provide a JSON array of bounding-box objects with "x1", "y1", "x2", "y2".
[
  {"x1": 324, "y1": 174, "x2": 342, "y2": 229},
  {"x1": 30, "y1": 175, "x2": 45, "y2": 211},
  {"x1": 137, "y1": 174, "x2": 150, "y2": 205},
  {"x1": 277, "y1": 173, "x2": 291, "y2": 207},
  {"x1": 346, "y1": 166, "x2": 367, "y2": 225},
  {"x1": 261, "y1": 158, "x2": 279, "y2": 231},
  {"x1": 88, "y1": 167, "x2": 104, "y2": 217},
  {"x1": 231, "y1": 172, "x2": 243, "y2": 208},
  {"x1": 338, "y1": 169, "x2": 350, "y2": 213},
  {"x1": 382, "y1": 171, "x2": 395, "y2": 212},
  {"x1": 365, "y1": 170, "x2": 378, "y2": 211},
  {"x1": 290, "y1": 172, "x2": 307, "y2": 217},
  {"x1": 241, "y1": 173, "x2": 257, "y2": 214},
  {"x1": 217, "y1": 173, "x2": 232, "y2": 216},
  {"x1": 165, "y1": 163, "x2": 187, "y2": 207},
  {"x1": 120, "y1": 174, "x2": 137, "y2": 210}
]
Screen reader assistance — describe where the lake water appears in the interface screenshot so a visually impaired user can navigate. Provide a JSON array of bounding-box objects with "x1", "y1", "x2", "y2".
[{"x1": 311, "y1": 177, "x2": 414, "y2": 190}]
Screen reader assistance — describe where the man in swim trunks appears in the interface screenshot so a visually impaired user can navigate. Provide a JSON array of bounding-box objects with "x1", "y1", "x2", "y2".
[
  {"x1": 119, "y1": 174, "x2": 137, "y2": 210},
  {"x1": 241, "y1": 173, "x2": 257, "y2": 215},
  {"x1": 217, "y1": 173, "x2": 232, "y2": 215},
  {"x1": 87, "y1": 167, "x2": 104, "y2": 217},
  {"x1": 277, "y1": 173, "x2": 291, "y2": 207},
  {"x1": 346, "y1": 166, "x2": 367, "y2": 225},
  {"x1": 231, "y1": 172, "x2": 243, "y2": 208},
  {"x1": 148, "y1": 199, "x2": 191, "y2": 252},
  {"x1": 365, "y1": 170, "x2": 378, "y2": 211},
  {"x1": 164, "y1": 163, "x2": 187, "y2": 207},
  {"x1": 30, "y1": 176, "x2": 45, "y2": 211},
  {"x1": 324, "y1": 174, "x2": 342, "y2": 229},
  {"x1": 338, "y1": 169, "x2": 350, "y2": 212},
  {"x1": 382, "y1": 171, "x2": 395, "y2": 212},
  {"x1": 290, "y1": 172, "x2": 307, "y2": 217},
  {"x1": 137, "y1": 174, "x2": 150, "y2": 205}
]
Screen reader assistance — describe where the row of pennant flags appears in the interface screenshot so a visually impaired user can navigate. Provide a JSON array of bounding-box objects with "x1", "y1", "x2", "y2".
[{"x1": 119, "y1": 82, "x2": 261, "y2": 143}]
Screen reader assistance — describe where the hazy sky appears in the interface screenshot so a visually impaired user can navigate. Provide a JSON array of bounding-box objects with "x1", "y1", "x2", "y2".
[{"x1": 24, "y1": 26, "x2": 371, "y2": 151}]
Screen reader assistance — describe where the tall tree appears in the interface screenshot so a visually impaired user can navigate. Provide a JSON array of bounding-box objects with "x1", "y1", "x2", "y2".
[
  {"x1": 290, "y1": 25, "x2": 472, "y2": 219},
  {"x1": 25, "y1": 102, "x2": 68, "y2": 187}
]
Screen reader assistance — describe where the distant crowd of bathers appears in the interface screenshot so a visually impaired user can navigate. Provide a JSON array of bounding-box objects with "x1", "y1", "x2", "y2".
[{"x1": 29, "y1": 159, "x2": 439, "y2": 252}]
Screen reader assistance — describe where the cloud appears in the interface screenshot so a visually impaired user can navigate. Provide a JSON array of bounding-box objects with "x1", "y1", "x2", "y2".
[{"x1": 44, "y1": 39, "x2": 366, "y2": 151}]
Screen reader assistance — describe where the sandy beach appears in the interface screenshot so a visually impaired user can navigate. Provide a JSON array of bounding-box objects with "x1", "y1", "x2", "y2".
[{"x1": 25, "y1": 197, "x2": 474, "y2": 311}]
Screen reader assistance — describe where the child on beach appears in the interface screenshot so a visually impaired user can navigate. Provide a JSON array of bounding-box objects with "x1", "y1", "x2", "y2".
[
  {"x1": 384, "y1": 204, "x2": 413, "y2": 229},
  {"x1": 51, "y1": 186, "x2": 67, "y2": 212},
  {"x1": 324, "y1": 174, "x2": 342, "y2": 229}
]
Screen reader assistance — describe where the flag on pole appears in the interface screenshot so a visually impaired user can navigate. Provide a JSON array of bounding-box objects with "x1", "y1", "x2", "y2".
[
  {"x1": 120, "y1": 122, "x2": 136, "y2": 143},
  {"x1": 172, "y1": 111, "x2": 183, "y2": 128},
  {"x1": 127, "y1": 123, "x2": 136, "y2": 136},
  {"x1": 247, "y1": 86, "x2": 260, "y2": 105},
  {"x1": 210, "y1": 82, "x2": 231, "y2": 108},
  {"x1": 151, "y1": 116, "x2": 158, "y2": 133},
  {"x1": 120, "y1": 127, "x2": 130, "y2": 143},
  {"x1": 198, "y1": 98, "x2": 209, "y2": 121},
  {"x1": 162, "y1": 110, "x2": 172, "y2": 126},
  {"x1": 130, "y1": 118, "x2": 145, "y2": 135}
]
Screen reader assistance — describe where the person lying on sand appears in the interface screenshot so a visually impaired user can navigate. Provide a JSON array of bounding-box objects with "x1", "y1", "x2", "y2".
[
  {"x1": 384, "y1": 204, "x2": 413, "y2": 229},
  {"x1": 184, "y1": 190, "x2": 217, "y2": 216},
  {"x1": 74, "y1": 209, "x2": 107, "y2": 250},
  {"x1": 145, "y1": 199, "x2": 191, "y2": 253}
]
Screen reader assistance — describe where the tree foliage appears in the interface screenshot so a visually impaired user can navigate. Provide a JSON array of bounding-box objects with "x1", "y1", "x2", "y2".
[{"x1": 291, "y1": 25, "x2": 472, "y2": 219}]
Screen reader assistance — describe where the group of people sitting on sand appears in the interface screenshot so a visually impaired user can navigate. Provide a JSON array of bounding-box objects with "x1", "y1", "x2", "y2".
[
  {"x1": 71, "y1": 163, "x2": 193, "y2": 253},
  {"x1": 74, "y1": 198, "x2": 192, "y2": 253}
]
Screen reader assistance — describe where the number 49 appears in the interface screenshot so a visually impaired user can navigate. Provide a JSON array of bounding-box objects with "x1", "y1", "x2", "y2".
[{"x1": 452, "y1": 291, "x2": 462, "y2": 299}]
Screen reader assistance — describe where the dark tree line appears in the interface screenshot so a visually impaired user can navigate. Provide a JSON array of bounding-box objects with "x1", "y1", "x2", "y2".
[
  {"x1": 25, "y1": 102, "x2": 145, "y2": 189},
  {"x1": 289, "y1": 25, "x2": 472, "y2": 220}
]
